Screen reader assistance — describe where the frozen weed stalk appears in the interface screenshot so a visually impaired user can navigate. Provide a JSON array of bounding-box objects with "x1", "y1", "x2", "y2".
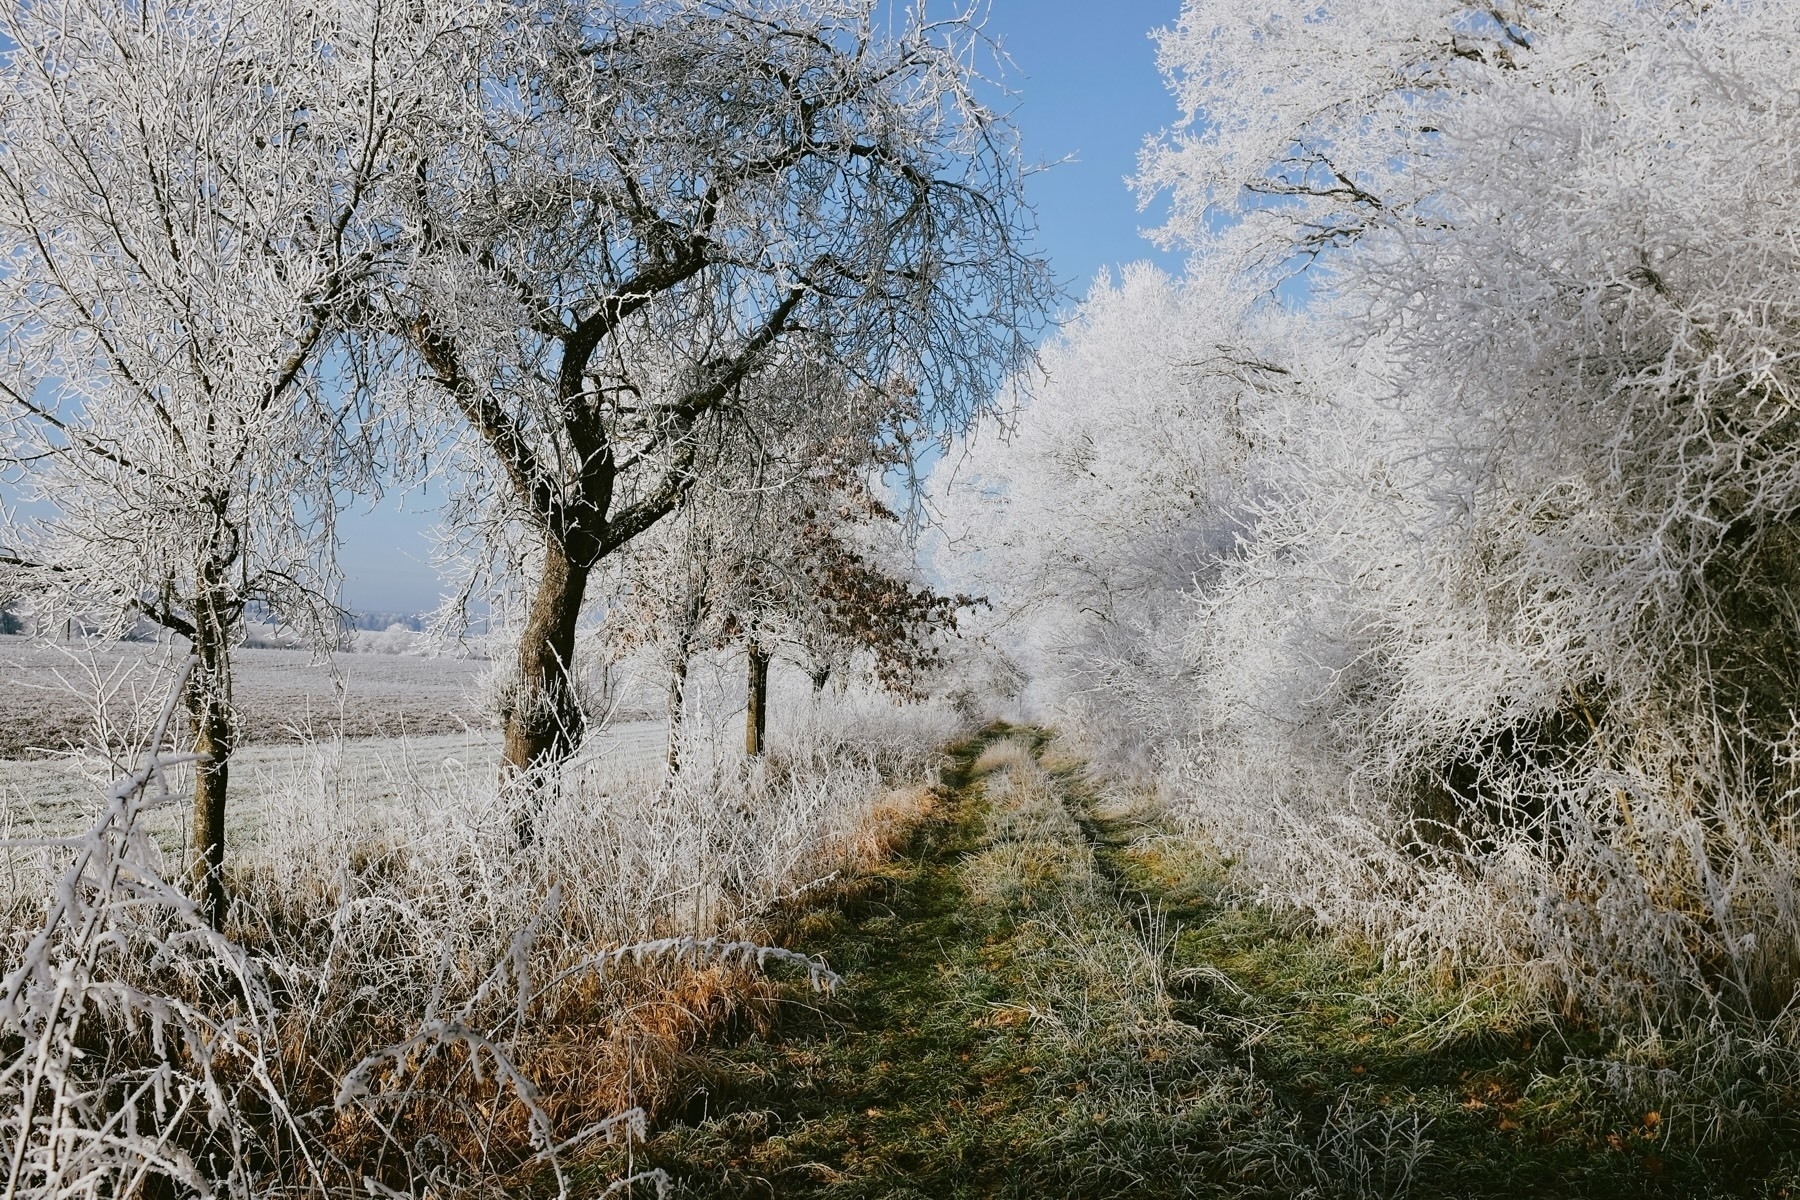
[
  {"x1": 1, "y1": 658, "x2": 219, "y2": 1196},
  {"x1": 0, "y1": 655, "x2": 942, "y2": 1197}
]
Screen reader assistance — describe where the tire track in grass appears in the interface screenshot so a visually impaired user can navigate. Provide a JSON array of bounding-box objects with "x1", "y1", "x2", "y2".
[
  {"x1": 590, "y1": 729, "x2": 1777, "y2": 1199},
  {"x1": 605, "y1": 727, "x2": 1232, "y2": 1198}
]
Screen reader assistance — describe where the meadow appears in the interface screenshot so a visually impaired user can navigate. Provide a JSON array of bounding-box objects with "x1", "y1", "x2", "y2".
[{"x1": 0, "y1": 636, "x2": 490, "y2": 760}]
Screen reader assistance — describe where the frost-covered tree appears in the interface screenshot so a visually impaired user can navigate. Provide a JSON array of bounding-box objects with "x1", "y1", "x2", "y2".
[
  {"x1": 723, "y1": 428, "x2": 973, "y2": 759},
  {"x1": 934, "y1": 263, "x2": 1282, "y2": 761},
  {"x1": 378, "y1": 0, "x2": 1049, "y2": 792},
  {"x1": 954, "y1": 0, "x2": 1800, "y2": 1023},
  {"x1": 601, "y1": 497, "x2": 734, "y2": 773},
  {"x1": 607, "y1": 369, "x2": 970, "y2": 767},
  {"x1": 1140, "y1": 0, "x2": 1800, "y2": 1012},
  {"x1": 0, "y1": 0, "x2": 408, "y2": 922}
]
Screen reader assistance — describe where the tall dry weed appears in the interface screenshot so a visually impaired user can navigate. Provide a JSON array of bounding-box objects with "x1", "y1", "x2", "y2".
[{"x1": 0, "y1": 663, "x2": 961, "y2": 1197}]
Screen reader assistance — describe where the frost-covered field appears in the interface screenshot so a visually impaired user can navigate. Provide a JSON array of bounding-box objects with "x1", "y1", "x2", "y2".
[
  {"x1": 0, "y1": 635, "x2": 492, "y2": 757},
  {"x1": 0, "y1": 724, "x2": 666, "y2": 842},
  {"x1": 0, "y1": 639, "x2": 806, "y2": 852}
]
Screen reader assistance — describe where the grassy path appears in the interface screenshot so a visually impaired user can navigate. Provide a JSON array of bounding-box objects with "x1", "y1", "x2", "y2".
[{"x1": 603, "y1": 729, "x2": 1791, "y2": 1198}]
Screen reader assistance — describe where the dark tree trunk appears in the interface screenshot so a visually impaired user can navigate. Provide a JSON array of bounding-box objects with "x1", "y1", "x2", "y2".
[
  {"x1": 810, "y1": 664, "x2": 830, "y2": 696},
  {"x1": 665, "y1": 653, "x2": 690, "y2": 775},
  {"x1": 184, "y1": 590, "x2": 234, "y2": 929},
  {"x1": 663, "y1": 579, "x2": 706, "y2": 777},
  {"x1": 413, "y1": 281, "x2": 791, "y2": 806},
  {"x1": 745, "y1": 643, "x2": 770, "y2": 758},
  {"x1": 503, "y1": 541, "x2": 591, "y2": 834}
]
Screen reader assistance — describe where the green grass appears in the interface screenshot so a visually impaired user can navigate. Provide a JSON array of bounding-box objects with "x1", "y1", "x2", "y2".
[{"x1": 581, "y1": 727, "x2": 1800, "y2": 1198}]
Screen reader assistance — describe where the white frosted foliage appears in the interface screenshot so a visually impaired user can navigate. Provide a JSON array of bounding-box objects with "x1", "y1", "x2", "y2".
[{"x1": 949, "y1": 0, "x2": 1800, "y2": 1038}]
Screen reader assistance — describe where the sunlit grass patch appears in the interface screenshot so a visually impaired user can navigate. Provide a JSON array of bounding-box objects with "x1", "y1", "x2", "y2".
[{"x1": 641, "y1": 729, "x2": 1800, "y2": 1197}]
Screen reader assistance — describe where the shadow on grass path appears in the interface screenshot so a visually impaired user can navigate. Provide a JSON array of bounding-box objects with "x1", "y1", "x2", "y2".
[{"x1": 600, "y1": 727, "x2": 1794, "y2": 1199}]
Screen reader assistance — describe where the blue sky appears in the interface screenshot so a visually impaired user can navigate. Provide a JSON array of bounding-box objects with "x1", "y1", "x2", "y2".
[{"x1": 338, "y1": 0, "x2": 1188, "y2": 612}]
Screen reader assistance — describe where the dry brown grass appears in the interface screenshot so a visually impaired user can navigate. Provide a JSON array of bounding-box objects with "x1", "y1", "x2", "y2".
[
  {"x1": 234, "y1": 955, "x2": 787, "y2": 1193},
  {"x1": 972, "y1": 737, "x2": 1035, "y2": 777},
  {"x1": 527, "y1": 963, "x2": 779, "y2": 1128},
  {"x1": 298, "y1": 781, "x2": 948, "y2": 1191},
  {"x1": 844, "y1": 784, "x2": 939, "y2": 870}
]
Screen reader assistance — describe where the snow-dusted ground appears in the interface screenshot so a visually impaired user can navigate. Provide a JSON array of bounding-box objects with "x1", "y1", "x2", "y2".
[
  {"x1": 0, "y1": 721, "x2": 668, "y2": 851},
  {"x1": 0, "y1": 634, "x2": 498, "y2": 758},
  {"x1": 0, "y1": 638, "x2": 795, "y2": 877}
]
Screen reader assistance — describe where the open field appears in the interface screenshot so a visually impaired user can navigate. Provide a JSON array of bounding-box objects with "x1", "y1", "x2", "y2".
[
  {"x1": 0, "y1": 635, "x2": 494, "y2": 758},
  {"x1": 0, "y1": 640, "x2": 872, "y2": 853},
  {"x1": 0, "y1": 722, "x2": 667, "y2": 845},
  {"x1": 0, "y1": 637, "x2": 673, "y2": 882}
]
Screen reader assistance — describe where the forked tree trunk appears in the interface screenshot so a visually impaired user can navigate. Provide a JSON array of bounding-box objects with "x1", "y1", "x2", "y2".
[
  {"x1": 810, "y1": 664, "x2": 830, "y2": 696},
  {"x1": 185, "y1": 594, "x2": 234, "y2": 929},
  {"x1": 503, "y1": 541, "x2": 591, "y2": 835},
  {"x1": 665, "y1": 653, "x2": 690, "y2": 775},
  {"x1": 745, "y1": 643, "x2": 770, "y2": 758}
]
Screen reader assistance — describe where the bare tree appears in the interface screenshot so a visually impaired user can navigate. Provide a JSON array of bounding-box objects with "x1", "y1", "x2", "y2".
[
  {"x1": 0, "y1": 0, "x2": 411, "y2": 923},
  {"x1": 601, "y1": 486, "x2": 733, "y2": 774},
  {"x1": 602, "y1": 364, "x2": 971, "y2": 765},
  {"x1": 379, "y1": 0, "x2": 1050, "y2": 796},
  {"x1": 726, "y1": 426, "x2": 977, "y2": 758}
]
